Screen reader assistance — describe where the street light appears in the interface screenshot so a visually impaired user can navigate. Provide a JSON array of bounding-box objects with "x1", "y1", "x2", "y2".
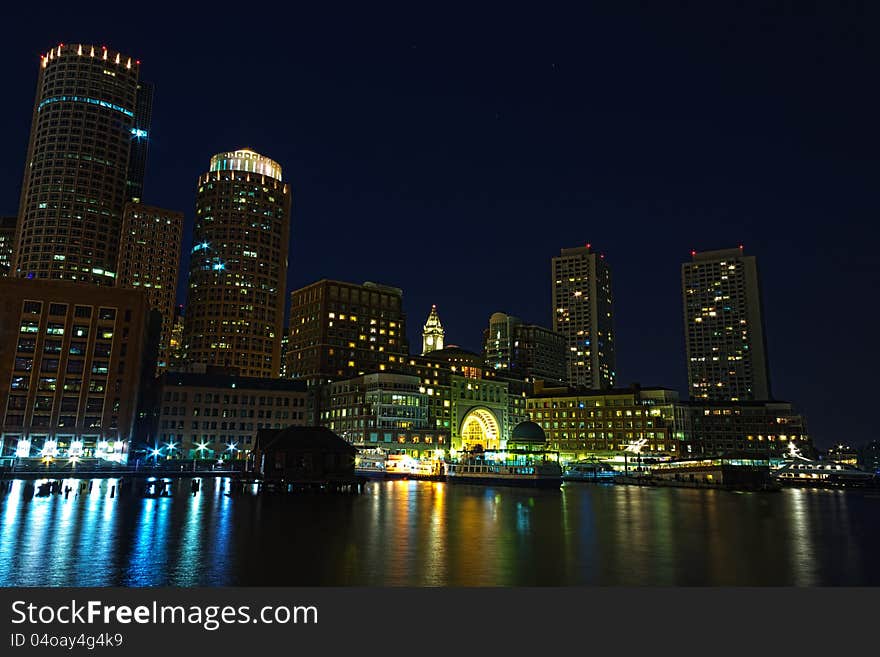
[{"x1": 196, "y1": 442, "x2": 208, "y2": 470}]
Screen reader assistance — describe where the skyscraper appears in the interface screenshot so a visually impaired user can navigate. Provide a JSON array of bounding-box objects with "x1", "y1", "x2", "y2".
[
  {"x1": 483, "y1": 312, "x2": 567, "y2": 385},
  {"x1": 483, "y1": 312, "x2": 521, "y2": 372},
  {"x1": 183, "y1": 149, "x2": 291, "y2": 378},
  {"x1": 0, "y1": 216, "x2": 16, "y2": 276},
  {"x1": 125, "y1": 81, "x2": 153, "y2": 203},
  {"x1": 13, "y1": 44, "x2": 146, "y2": 285},
  {"x1": 682, "y1": 246, "x2": 771, "y2": 401},
  {"x1": 551, "y1": 245, "x2": 615, "y2": 389},
  {"x1": 116, "y1": 203, "x2": 184, "y2": 373},
  {"x1": 286, "y1": 279, "x2": 408, "y2": 386},
  {"x1": 421, "y1": 304, "x2": 444, "y2": 355}
]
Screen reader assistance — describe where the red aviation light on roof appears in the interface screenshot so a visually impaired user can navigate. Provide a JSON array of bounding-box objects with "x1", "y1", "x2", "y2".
[{"x1": 691, "y1": 250, "x2": 697, "y2": 256}]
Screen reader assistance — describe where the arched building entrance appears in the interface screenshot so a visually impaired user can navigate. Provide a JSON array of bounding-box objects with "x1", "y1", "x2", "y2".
[{"x1": 459, "y1": 408, "x2": 501, "y2": 451}]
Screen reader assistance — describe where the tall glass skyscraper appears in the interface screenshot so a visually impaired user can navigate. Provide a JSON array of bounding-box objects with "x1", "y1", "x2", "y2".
[
  {"x1": 183, "y1": 149, "x2": 291, "y2": 378},
  {"x1": 13, "y1": 43, "x2": 148, "y2": 285},
  {"x1": 551, "y1": 245, "x2": 616, "y2": 390}
]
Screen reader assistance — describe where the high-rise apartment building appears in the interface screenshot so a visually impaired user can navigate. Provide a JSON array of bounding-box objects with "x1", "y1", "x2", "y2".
[
  {"x1": 286, "y1": 279, "x2": 408, "y2": 386},
  {"x1": 183, "y1": 149, "x2": 291, "y2": 378},
  {"x1": 682, "y1": 246, "x2": 771, "y2": 401},
  {"x1": 421, "y1": 304, "x2": 444, "y2": 355},
  {"x1": 13, "y1": 44, "x2": 147, "y2": 285},
  {"x1": 551, "y1": 245, "x2": 615, "y2": 389},
  {"x1": 483, "y1": 312, "x2": 521, "y2": 373},
  {"x1": 116, "y1": 203, "x2": 184, "y2": 373},
  {"x1": 482, "y1": 312, "x2": 567, "y2": 385},
  {"x1": 0, "y1": 217, "x2": 16, "y2": 276}
]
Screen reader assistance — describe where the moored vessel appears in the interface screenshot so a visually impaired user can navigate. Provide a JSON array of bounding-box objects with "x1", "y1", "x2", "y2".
[
  {"x1": 562, "y1": 459, "x2": 617, "y2": 482},
  {"x1": 354, "y1": 449, "x2": 410, "y2": 479},
  {"x1": 772, "y1": 459, "x2": 877, "y2": 488},
  {"x1": 445, "y1": 449, "x2": 562, "y2": 488}
]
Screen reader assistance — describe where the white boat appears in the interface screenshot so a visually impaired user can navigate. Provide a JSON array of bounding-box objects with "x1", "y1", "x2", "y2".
[
  {"x1": 773, "y1": 459, "x2": 877, "y2": 487},
  {"x1": 407, "y1": 459, "x2": 444, "y2": 479},
  {"x1": 445, "y1": 450, "x2": 562, "y2": 489},
  {"x1": 562, "y1": 460, "x2": 617, "y2": 482},
  {"x1": 354, "y1": 449, "x2": 410, "y2": 479}
]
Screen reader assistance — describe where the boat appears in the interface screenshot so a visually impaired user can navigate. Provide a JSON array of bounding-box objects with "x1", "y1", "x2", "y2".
[
  {"x1": 562, "y1": 460, "x2": 617, "y2": 482},
  {"x1": 354, "y1": 449, "x2": 411, "y2": 480},
  {"x1": 406, "y1": 458, "x2": 445, "y2": 480},
  {"x1": 445, "y1": 449, "x2": 562, "y2": 489},
  {"x1": 615, "y1": 456, "x2": 781, "y2": 491},
  {"x1": 772, "y1": 459, "x2": 878, "y2": 488}
]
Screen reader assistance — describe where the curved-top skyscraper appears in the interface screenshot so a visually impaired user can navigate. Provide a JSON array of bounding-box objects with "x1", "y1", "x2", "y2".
[
  {"x1": 183, "y1": 148, "x2": 291, "y2": 378},
  {"x1": 14, "y1": 43, "x2": 149, "y2": 285}
]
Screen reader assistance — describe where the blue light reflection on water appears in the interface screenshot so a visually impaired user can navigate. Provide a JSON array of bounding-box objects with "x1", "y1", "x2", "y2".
[{"x1": 1, "y1": 478, "x2": 880, "y2": 586}]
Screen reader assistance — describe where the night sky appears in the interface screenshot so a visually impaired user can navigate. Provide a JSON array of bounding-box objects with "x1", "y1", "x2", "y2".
[{"x1": 1, "y1": 3, "x2": 877, "y2": 448}]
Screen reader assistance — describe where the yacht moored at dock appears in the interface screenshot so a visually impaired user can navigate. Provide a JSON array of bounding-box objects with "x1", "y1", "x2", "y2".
[
  {"x1": 772, "y1": 459, "x2": 877, "y2": 488},
  {"x1": 562, "y1": 460, "x2": 617, "y2": 482},
  {"x1": 354, "y1": 449, "x2": 410, "y2": 480},
  {"x1": 615, "y1": 455, "x2": 780, "y2": 491},
  {"x1": 445, "y1": 449, "x2": 562, "y2": 488}
]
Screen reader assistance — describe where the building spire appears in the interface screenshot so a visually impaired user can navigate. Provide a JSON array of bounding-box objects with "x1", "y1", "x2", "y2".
[{"x1": 422, "y1": 304, "x2": 444, "y2": 355}]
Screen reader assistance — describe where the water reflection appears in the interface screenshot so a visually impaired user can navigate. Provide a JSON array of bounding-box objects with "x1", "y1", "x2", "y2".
[{"x1": 1, "y1": 478, "x2": 879, "y2": 586}]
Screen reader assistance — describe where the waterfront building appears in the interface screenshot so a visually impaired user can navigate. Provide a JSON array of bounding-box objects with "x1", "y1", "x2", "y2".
[
  {"x1": 286, "y1": 279, "x2": 408, "y2": 386},
  {"x1": 183, "y1": 148, "x2": 291, "y2": 378},
  {"x1": 527, "y1": 383, "x2": 811, "y2": 461},
  {"x1": 482, "y1": 312, "x2": 566, "y2": 385},
  {"x1": 527, "y1": 383, "x2": 682, "y2": 461},
  {"x1": 421, "y1": 304, "x2": 444, "y2": 355},
  {"x1": 321, "y1": 372, "x2": 443, "y2": 456},
  {"x1": 507, "y1": 420, "x2": 551, "y2": 452},
  {"x1": 682, "y1": 246, "x2": 771, "y2": 401},
  {"x1": 551, "y1": 245, "x2": 615, "y2": 389},
  {"x1": 412, "y1": 347, "x2": 528, "y2": 452},
  {"x1": 147, "y1": 369, "x2": 309, "y2": 461},
  {"x1": 320, "y1": 347, "x2": 529, "y2": 455},
  {"x1": 116, "y1": 203, "x2": 184, "y2": 373},
  {"x1": 13, "y1": 44, "x2": 147, "y2": 285},
  {"x1": 251, "y1": 426, "x2": 357, "y2": 481},
  {"x1": 0, "y1": 216, "x2": 15, "y2": 276},
  {"x1": 0, "y1": 278, "x2": 153, "y2": 462},
  {"x1": 673, "y1": 400, "x2": 810, "y2": 458}
]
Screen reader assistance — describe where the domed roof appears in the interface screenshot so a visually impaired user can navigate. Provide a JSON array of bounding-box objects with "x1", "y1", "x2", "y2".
[{"x1": 510, "y1": 421, "x2": 546, "y2": 443}]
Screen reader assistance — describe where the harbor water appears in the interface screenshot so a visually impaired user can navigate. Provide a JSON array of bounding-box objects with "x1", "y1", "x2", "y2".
[{"x1": 1, "y1": 477, "x2": 879, "y2": 586}]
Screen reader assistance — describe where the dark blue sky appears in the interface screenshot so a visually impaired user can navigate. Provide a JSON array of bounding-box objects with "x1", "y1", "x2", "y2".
[{"x1": 1, "y1": 3, "x2": 877, "y2": 447}]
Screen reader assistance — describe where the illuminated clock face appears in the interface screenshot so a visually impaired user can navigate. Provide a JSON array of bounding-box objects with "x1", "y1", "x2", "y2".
[{"x1": 426, "y1": 336, "x2": 434, "y2": 346}]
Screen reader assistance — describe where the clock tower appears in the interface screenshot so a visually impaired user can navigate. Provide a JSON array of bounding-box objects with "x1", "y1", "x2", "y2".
[{"x1": 422, "y1": 304, "x2": 445, "y2": 355}]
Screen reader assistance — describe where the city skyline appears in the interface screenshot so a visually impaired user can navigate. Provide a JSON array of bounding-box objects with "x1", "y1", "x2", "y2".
[{"x1": 0, "y1": 5, "x2": 877, "y2": 448}]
